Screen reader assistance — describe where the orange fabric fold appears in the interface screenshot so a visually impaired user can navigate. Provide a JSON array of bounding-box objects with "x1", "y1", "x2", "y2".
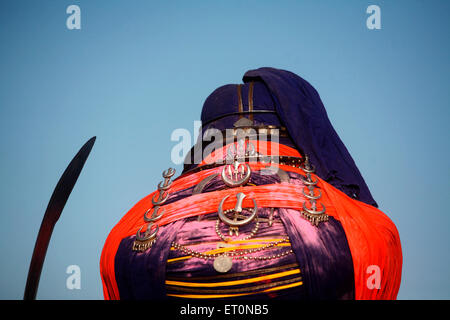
[
  {"x1": 100, "y1": 143, "x2": 402, "y2": 300},
  {"x1": 132, "y1": 183, "x2": 309, "y2": 235}
]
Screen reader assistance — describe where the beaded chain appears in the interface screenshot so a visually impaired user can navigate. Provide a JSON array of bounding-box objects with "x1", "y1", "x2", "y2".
[
  {"x1": 171, "y1": 237, "x2": 293, "y2": 262},
  {"x1": 215, "y1": 216, "x2": 260, "y2": 242}
]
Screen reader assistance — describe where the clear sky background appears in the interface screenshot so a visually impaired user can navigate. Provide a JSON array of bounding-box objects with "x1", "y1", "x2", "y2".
[{"x1": 0, "y1": 0, "x2": 449, "y2": 299}]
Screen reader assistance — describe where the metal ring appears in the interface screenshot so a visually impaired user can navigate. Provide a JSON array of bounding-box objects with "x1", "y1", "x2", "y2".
[
  {"x1": 302, "y1": 187, "x2": 322, "y2": 200},
  {"x1": 144, "y1": 206, "x2": 164, "y2": 222},
  {"x1": 218, "y1": 195, "x2": 258, "y2": 227},
  {"x1": 300, "y1": 163, "x2": 316, "y2": 173},
  {"x1": 162, "y1": 168, "x2": 176, "y2": 179},
  {"x1": 152, "y1": 191, "x2": 169, "y2": 206},
  {"x1": 157, "y1": 180, "x2": 172, "y2": 191},
  {"x1": 193, "y1": 173, "x2": 218, "y2": 195},
  {"x1": 301, "y1": 176, "x2": 318, "y2": 186},
  {"x1": 136, "y1": 223, "x2": 159, "y2": 241},
  {"x1": 302, "y1": 201, "x2": 326, "y2": 215},
  {"x1": 221, "y1": 163, "x2": 251, "y2": 187}
]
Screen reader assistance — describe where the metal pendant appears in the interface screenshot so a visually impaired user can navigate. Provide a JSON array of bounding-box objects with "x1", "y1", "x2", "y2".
[
  {"x1": 132, "y1": 167, "x2": 176, "y2": 252},
  {"x1": 193, "y1": 173, "x2": 218, "y2": 195},
  {"x1": 301, "y1": 201, "x2": 328, "y2": 226},
  {"x1": 132, "y1": 223, "x2": 159, "y2": 252},
  {"x1": 218, "y1": 192, "x2": 257, "y2": 236},
  {"x1": 151, "y1": 167, "x2": 176, "y2": 205},
  {"x1": 221, "y1": 160, "x2": 251, "y2": 187},
  {"x1": 143, "y1": 206, "x2": 164, "y2": 222},
  {"x1": 213, "y1": 255, "x2": 233, "y2": 273},
  {"x1": 194, "y1": 173, "x2": 219, "y2": 221},
  {"x1": 299, "y1": 155, "x2": 328, "y2": 226}
]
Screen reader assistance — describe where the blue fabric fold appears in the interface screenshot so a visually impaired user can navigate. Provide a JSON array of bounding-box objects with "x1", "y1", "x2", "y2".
[{"x1": 242, "y1": 67, "x2": 377, "y2": 207}]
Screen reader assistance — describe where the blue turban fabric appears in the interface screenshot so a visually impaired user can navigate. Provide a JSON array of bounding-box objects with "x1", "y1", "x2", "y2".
[
  {"x1": 186, "y1": 67, "x2": 377, "y2": 207},
  {"x1": 242, "y1": 67, "x2": 377, "y2": 207}
]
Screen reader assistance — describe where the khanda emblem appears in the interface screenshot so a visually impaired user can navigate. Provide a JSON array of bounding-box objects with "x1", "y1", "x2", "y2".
[
  {"x1": 226, "y1": 139, "x2": 257, "y2": 160},
  {"x1": 222, "y1": 139, "x2": 253, "y2": 187},
  {"x1": 218, "y1": 192, "x2": 258, "y2": 236},
  {"x1": 221, "y1": 160, "x2": 251, "y2": 187}
]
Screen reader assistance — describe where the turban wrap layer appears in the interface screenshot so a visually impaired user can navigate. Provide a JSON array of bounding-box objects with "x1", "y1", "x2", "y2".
[
  {"x1": 195, "y1": 67, "x2": 377, "y2": 207},
  {"x1": 100, "y1": 68, "x2": 402, "y2": 300}
]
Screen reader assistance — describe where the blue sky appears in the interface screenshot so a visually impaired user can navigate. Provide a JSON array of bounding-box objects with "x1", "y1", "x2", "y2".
[{"x1": 0, "y1": 0, "x2": 449, "y2": 299}]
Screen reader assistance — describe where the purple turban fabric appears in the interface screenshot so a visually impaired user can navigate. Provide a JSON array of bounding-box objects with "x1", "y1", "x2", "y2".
[{"x1": 186, "y1": 67, "x2": 377, "y2": 207}]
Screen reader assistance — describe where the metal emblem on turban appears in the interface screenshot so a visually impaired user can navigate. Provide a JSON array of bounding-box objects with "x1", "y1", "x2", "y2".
[
  {"x1": 226, "y1": 138, "x2": 257, "y2": 160},
  {"x1": 221, "y1": 161, "x2": 251, "y2": 187},
  {"x1": 218, "y1": 192, "x2": 258, "y2": 237},
  {"x1": 133, "y1": 168, "x2": 176, "y2": 252},
  {"x1": 221, "y1": 138, "x2": 255, "y2": 187},
  {"x1": 151, "y1": 168, "x2": 175, "y2": 206}
]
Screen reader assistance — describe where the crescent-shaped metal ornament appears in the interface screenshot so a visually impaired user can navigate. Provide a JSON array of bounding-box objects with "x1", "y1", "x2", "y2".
[
  {"x1": 301, "y1": 163, "x2": 316, "y2": 174},
  {"x1": 136, "y1": 223, "x2": 159, "y2": 241},
  {"x1": 221, "y1": 162, "x2": 251, "y2": 187},
  {"x1": 162, "y1": 168, "x2": 176, "y2": 179},
  {"x1": 301, "y1": 175, "x2": 318, "y2": 186},
  {"x1": 302, "y1": 187, "x2": 322, "y2": 200},
  {"x1": 144, "y1": 206, "x2": 164, "y2": 222},
  {"x1": 302, "y1": 201, "x2": 326, "y2": 216},
  {"x1": 193, "y1": 173, "x2": 218, "y2": 195},
  {"x1": 152, "y1": 190, "x2": 169, "y2": 206},
  {"x1": 218, "y1": 194, "x2": 258, "y2": 227},
  {"x1": 157, "y1": 180, "x2": 172, "y2": 191}
]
